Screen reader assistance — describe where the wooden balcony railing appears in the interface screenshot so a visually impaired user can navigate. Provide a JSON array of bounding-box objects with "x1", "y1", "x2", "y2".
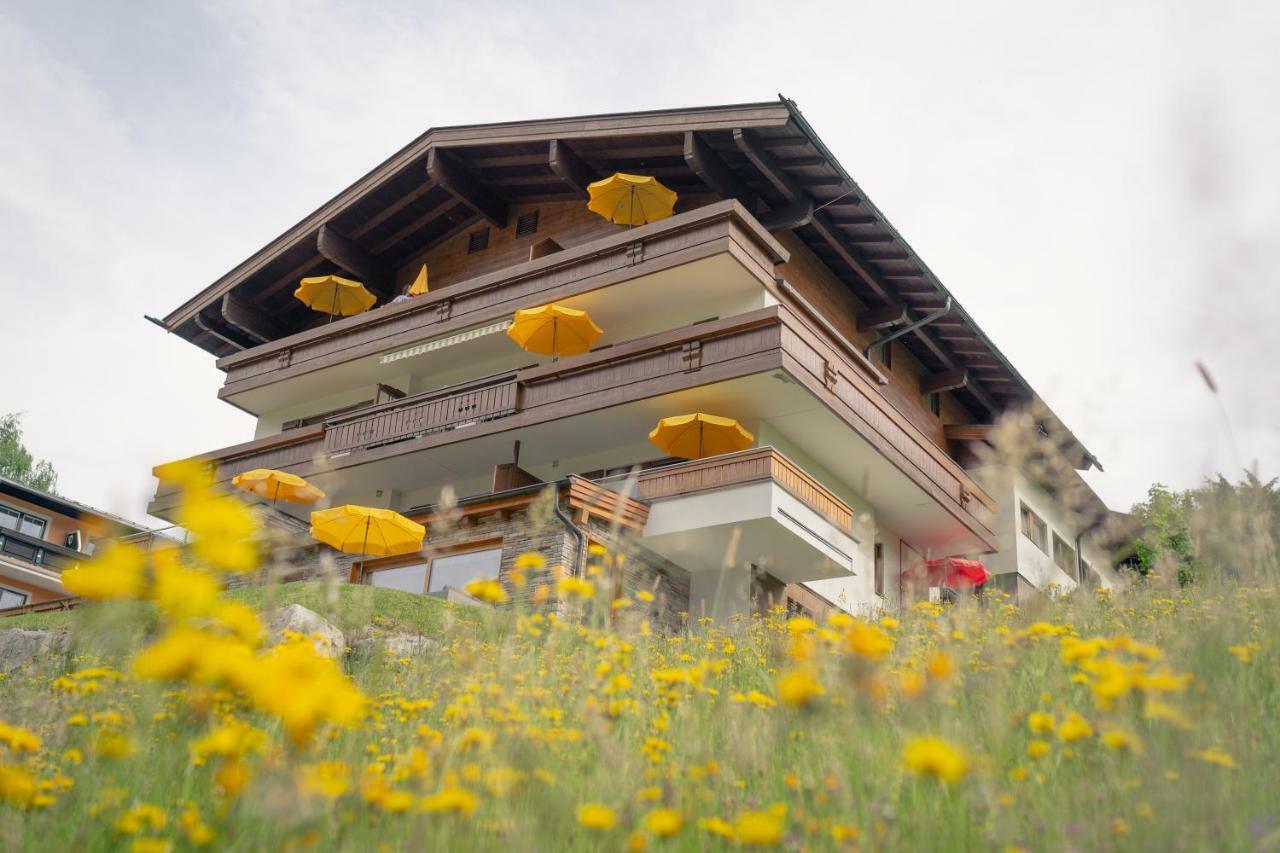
[
  {"x1": 628, "y1": 447, "x2": 854, "y2": 533},
  {"x1": 324, "y1": 372, "x2": 519, "y2": 454},
  {"x1": 0, "y1": 528, "x2": 82, "y2": 571}
]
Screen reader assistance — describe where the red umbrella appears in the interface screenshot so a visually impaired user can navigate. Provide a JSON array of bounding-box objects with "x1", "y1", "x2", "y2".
[{"x1": 918, "y1": 558, "x2": 990, "y2": 589}]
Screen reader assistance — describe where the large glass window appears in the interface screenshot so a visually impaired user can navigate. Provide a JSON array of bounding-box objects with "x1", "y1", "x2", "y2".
[
  {"x1": 0, "y1": 586, "x2": 29, "y2": 609},
  {"x1": 0, "y1": 504, "x2": 46, "y2": 540},
  {"x1": 369, "y1": 562, "x2": 428, "y2": 594},
  {"x1": 427, "y1": 548, "x2": 502, "y2": 593}
]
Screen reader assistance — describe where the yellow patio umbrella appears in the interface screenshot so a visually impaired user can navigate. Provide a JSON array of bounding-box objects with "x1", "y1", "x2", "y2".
[
  {"x1": 407, "y1": 264, "x2": 429, "y2": 296},
  {"x1": 507, "y1": 303, "x2": 602, "y2": 358},
  {"x1": 309, "y1": 505, "x2": 425, "y2": 559},
  {"x1": 648, "y1": 413, "x2": 754, "y2": 460},
  {"x1": 587, "y1": 173, "x2": 678, "y2": 226},
  {"x1": 294, "y1": 275, "x2": 377, "y2": 320},
  {"x1": 231, "y1": 468, "x2": 325, "y2": 505}
]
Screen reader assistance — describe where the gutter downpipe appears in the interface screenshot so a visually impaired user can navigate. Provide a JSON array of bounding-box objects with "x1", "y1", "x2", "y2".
[
  {"x1": 551, "y1": 477, "x2": 589, "y2": 579},
  {"x1": 864, "y1": 297, "x2": 953, "y2": 361}
]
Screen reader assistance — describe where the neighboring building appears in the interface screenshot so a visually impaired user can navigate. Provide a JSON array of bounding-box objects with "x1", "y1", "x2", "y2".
[
  {"x1": 149, "y1": 98, "x2": 1118, "y2": 618},
  {"x1": 0, "y1": 476, "x2": 152, "y2": 611}
]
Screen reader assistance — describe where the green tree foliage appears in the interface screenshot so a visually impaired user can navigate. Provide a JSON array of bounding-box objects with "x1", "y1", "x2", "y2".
[
  {"x1": 0, "y1": 412, "x2": 59, "y2": 494},
  {"x1": 1129, "y1": 483, "x2": 1198, "y2": 583},
  {"x1": 1130, "y1": 473, "x2": 1280, "y2": 584}
]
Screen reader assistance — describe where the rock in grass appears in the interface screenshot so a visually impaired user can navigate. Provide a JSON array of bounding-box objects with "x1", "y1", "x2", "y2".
[
  {"x1": 267, "y1": 604, "x2": 346, "y2": 660},
  {"x1": 0, "y1": 628, "x2": 72, "y2": 673},
  {"x1": 352, "y1": 634, "x2": 439, "y2": 663}
]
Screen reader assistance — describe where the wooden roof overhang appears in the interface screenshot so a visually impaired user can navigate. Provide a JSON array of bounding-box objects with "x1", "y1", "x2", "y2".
[{"x1": 158, "y1": 97, "x2": 1097, "y2": 470}]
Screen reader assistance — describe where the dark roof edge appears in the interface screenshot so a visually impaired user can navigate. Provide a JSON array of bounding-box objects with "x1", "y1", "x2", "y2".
[{"x1": 779, "y1": 95, "x2": 1100, "y2": 470}]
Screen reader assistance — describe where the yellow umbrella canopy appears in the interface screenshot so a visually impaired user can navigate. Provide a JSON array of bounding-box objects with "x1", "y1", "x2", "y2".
[
  {"x1": 648, "y1": 413, "x2": 755, "y2": 460},
  {"x1": 587, "y1": 173, "x2": 678, "y2": 226},
  {"x1": 407, "y1": 264, "x2": 429, "y2": 296},
  {"x1": 309, "y1": 505, "x2": 425, "y2": 558},
  {"x1": 294, "y1": 275, "x2": 377, "y2": 317},
  {"x1": 506, "y1": 303, "x2": 602, "y2": 357},
  {"x1": 231, "y1": 468, "x2": 325, "y2": 505}
]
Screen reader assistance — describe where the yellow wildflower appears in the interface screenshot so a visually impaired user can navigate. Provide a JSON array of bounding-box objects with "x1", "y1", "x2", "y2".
[
  {"x1": 902, "y1": 736, "x2": 969, "y2": 784},
  {"x1": 1057, "y1": 712, "x2": 1094, "y2": 742},
  {"x1": 61, "y1": 543, "x2": 145, "y2": 600},
  {"x1": 776, "y1": 669, "x2": 824, "y2": 707},
  {"x1": 419, "y1": 786, "x2": 478, "y2": 815},
  {"x1": 577, "y1": 802, "x2": 617, "y2": 830},
  {"x1": 1027, "y1": 712, "x2": 1055, "y2": 735},
  {"x1": 1196, "y1": 748, "x2": 1238, "y2": 769},
  {"x1": 644, "y1": 807, "x2": 683, "y2": 836},
  {"x1": 734, "y1": 806, "x2": 785, "y2": 845},
  {"x1": 465, "y1": 578, "x2": 508, "y2": 605},
  {"x1": 0, "y1": 722, "x2": 40, "y2": 753}
]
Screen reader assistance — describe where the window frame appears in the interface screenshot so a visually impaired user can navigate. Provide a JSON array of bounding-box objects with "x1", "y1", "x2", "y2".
[
  {"x1": 1019, "y1": 502, "x2": 1048, "y2": 553},
  {"x1": 0, "y1": 502, "x2": 49, "y2": 540},
  {"x1": 1051, "y1": 532, "x2": 1077, "y2": 575},
  {"x1": 873, "y1": 542, "x2": 885, "y2": 598},
  {"x1": 0, "y1": 585, "x2": 30, "y2": 610},
  {"x1": 360, "y1": 539, "x2": 504, "y2": 595}
]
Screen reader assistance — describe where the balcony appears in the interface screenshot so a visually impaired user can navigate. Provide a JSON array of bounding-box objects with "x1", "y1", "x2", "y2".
[
  {"x1": 0, "y1": 527, "x2": 82, "y2": 572},
  {"x1": 154, "y1": 303, "x2": 996, "y2": 556},
  {"x1": 214, "y1": 199, "x2": 787, "y2": 419},
  {"x1": 613, "y1": 447, "x2": 859, "y2": 584}
]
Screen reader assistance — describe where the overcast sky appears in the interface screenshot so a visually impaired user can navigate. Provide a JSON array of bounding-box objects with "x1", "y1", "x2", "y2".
[{"x1": 2, "y1": 0, "x2": 1277, "y2": 526}]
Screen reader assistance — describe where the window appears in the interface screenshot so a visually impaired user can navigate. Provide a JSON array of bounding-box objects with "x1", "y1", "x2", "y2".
[
  {"x1": 876, "y1": 342, "x2": 892, "y2": 370},
  {"x1": 369, "y1": 562, "x2": 428, "y2": 594},
  {"x1": 0, "y1": 504, "x2": 47, "y2": 540},
  {"x1": 1019, "y1": 503, "x2": 1048, "y2": 552},
  {"x1": 785, "y1": 597, "x2": 813, "y2": 620},
  {"x1": 467, "y1": 228, "x2": 490, "y2": 253},
  {"x1": 365, "y1": 546, "x2": 503, "y2": 595},
  {"x1": 924, "y1": 392, "x2": 941, "y2": 417},
  {"x1": 0, "y1": 587, "x2": 30, "y2": 610},
  {"x1": 515, "y1": 210, "x2": 539, "y2": 238},
  {"x1": 427, "y1": 547, "x2": 502, "y2": 593},
  {"x1": 873, "y1": 542, "x2": 885, "y2": 597},
  {"x1": 1052, "y1": 533, "x2": 1077, "y2": 575}
]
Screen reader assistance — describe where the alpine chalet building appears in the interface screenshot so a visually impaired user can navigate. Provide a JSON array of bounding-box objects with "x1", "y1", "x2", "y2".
[{"x1": 150, "y1": 99, "x2": 1120, "y2": 619}]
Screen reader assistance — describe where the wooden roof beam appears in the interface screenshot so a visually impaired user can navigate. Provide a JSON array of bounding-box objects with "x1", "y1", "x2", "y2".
[
  {"x1": 683, "y1": 131, "x2": 754, "y2": 207},
  {"x1": 220, "y1": 293, "x2": 284, "y2": 344},
  {"x1": 317, "y1": 224, "x2": 394, "y2": 298},
  {"x1": 548, "y1": 139, "x2": 599, "y2": 197},
  {"x1": 426, "y1": 147, "x2": 508, "y2": 229},
  {"x1": 920, "y1": 367, "x2": 969, "y2": 395},
  {"x1": 758, "y1": 199, "x2": 813, "y2": 231},
  {"x1": 856, "y1": 302, "x2": 908, "y2": 332}
]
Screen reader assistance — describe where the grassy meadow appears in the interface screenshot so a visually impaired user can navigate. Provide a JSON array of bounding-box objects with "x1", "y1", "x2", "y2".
[{"x1": 1, "y1": 474, "x2": 1278, "y2": 851}]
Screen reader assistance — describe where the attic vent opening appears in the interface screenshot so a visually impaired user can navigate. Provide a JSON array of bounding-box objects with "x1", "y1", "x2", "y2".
[
  {"x1": 467, "y1": 228, "x2": 490, "y2": 253},
  {"x1": 515, "y1": 210, "x2": 539, "y2": 238}
]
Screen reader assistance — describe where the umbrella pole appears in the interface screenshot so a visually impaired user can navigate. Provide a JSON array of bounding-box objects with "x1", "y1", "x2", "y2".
[
  {"x1": 551, "y1": 320, "x2": 558, "y2": 363},
  {"x1": 328, "y1": 281, "x2": 338, "y2": 324}
]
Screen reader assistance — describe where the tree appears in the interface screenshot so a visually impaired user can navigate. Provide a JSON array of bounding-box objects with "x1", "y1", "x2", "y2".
[
  {"x1": 0, "y1": 412, "x2": 59, "y2": 494},
  {"x1": 1128, "y1": 483, "x2": 1197, "y2": 584},
  {"x1": 1128, "y1": 473, "x2": 1280, "y2": 585}
]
